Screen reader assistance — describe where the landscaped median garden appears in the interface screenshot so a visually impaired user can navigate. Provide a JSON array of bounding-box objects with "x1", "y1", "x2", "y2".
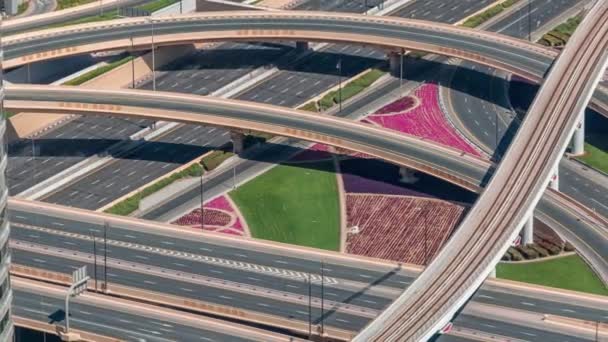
[
  {"x1": 577, "y1": 134, "x2": 608, "y2": 175},
  {"x1": 498, "y1": 254, "x2": 608, "y2": 296},
  {"x1": 105, "y1": 162, "x2": 204, "y2": 216},
  {"x1": 230, "y1": 161, "x2": 341, "y2": 251},
  {"x1": 63, "y1": 56, "x2": 134, "y2": 86},
  {"x1": 461, "y1": 0, "x2": 520, "y2": 28},
  {"x1": 301, "y1": 68, "x2": 385, "y2": 112}
]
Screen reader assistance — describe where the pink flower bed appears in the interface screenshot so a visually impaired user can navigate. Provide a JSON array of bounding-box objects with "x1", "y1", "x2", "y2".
[
  {"x1": 173, "y1": 195, "x2": 246, "y2": 236},
  {"x1": 368, "y1": 84, "x2": 481, "y2": 157},
  {"x1": 346, "y1": 194, "x2": 466, "y2": 265}
]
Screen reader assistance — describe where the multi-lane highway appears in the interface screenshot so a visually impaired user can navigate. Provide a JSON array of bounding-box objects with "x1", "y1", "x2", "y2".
[
  {"x1": 8, "y1": 198, "x2": 608, "y2": 340},
  {"x1": 13, "y1": 277, "x2": 298, "y2": 342},
  {"x1": 6, "y1": 83, "x2": 607, "y2": 280}
]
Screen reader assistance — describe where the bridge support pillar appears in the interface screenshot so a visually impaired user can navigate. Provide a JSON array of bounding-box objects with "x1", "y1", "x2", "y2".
[
  {"x1": 398, "y1": 167, "x2": 419, "y2": 184},
  {"x1": 521, "y1": 215, "x2": 534, "y2": 245},
  {"x1": 230, "y1": 131, "x2": 245, "y2": 155},
  {"x1": 571, "y1": 110, "x2": 585, "y2": 156},
  {"x1": 388, "y1": 52, "x2": 401, "y2": 77},
  {"x1": 296, "y1": 41, "x2": 310, "y2": 52},
  {"x1": 549, "y1": 167, "x2": 559, "y2": 190}
]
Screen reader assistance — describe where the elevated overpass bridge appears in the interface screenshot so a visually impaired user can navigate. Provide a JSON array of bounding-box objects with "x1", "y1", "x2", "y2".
[
  {"x1": 2, "y1": 10, "x2": 608, "y2": 119},
  {"x1": 1, "y1": 5, "x2": 608, "y2": 341}
]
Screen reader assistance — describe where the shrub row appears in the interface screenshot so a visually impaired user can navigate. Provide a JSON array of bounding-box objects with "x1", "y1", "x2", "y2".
[
  {"x1": 317, "y1": 69, "x2": 386, "y2": 111},
  {"x1": 105, "y1": 162, "x2": 203, "y2": 216},
  {"x1": 539, "y1": 15, "x2": 583, "y2": 47},
  {"x1": 503, "y1": 241, "x2": 569, "y2": 262},
  {"x1": 64, "y1": 56, "x2": 134, "y2": 86},
  {"x1": 462, "y1": 0, "x2": 520, "y2": 29}
]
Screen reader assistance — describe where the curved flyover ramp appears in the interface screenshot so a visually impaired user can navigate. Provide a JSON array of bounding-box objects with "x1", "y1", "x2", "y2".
[
  {"x1": 355, "y1": 1, "x2": 608, "y2": 340},
  {"x1": 5, "y1": 84, "x2": 607, "y2": 286},
  {"x1": 2, "y1": 10, "x2": 608, "y2": 118}
]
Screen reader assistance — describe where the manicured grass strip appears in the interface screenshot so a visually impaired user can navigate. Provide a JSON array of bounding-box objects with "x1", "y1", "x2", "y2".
[
  {"x1": 105, "y1": 163, "x2": 203, "y2": 216},
  {"x1": 462, "y1": 0, "x2": 520, "y2": 28},
  {"x1": 230, "y1": 161, "x2": 340, "y2": 251},
  {"x1": 48, "y1": 10, "x2": 120, "y2": 28},
  {"x1": 539, "y1": 15, "x2": 583, "y2": 47},
  {"x1": 57, "y1": 0, "x2": 95, "y2": 10},
  {"x1": 497, "y1": 254, "x2": 608, "y2": 296},
  {"x1": 577, "y1": 134, "x2": 608, "y2": 175},
  {"x1": 17, "y1": 1, "x2": 28, "y2": 14},
  {"x1": 200, "y1": 150, "x2": 234, "y2": 172},
  {"x1": 136, "y1": 0, "x2": 178, "y2": 12},
  {"x1": 317, "y1": 69, "x2": 385, "y2": 111},
  {"x1": 64, "y1": 56, "x2": 134, "y2": 86},
  {"x1": 300, "y1": 101, "x2": 318, "y2": 112}
]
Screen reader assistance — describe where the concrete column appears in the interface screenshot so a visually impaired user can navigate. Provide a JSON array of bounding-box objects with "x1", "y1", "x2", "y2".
[
  {"x1": 230, "y1": 131, "x2": 245, "y2": 155},
  {"x1": 388, "y1": 52, "x2": 401, "y2": 77},
  {"x1": 488, "y1": 268, "x2": 496, "y2": 278},
  {"x1": 571, "y1": 110, "x2": 585, "y2": 156},
  {"x1": 521, "y1": 215, "x2": 534, "y2": 245},
  {"x1": 295, "y1": 41, "x2": 310, "y2": 52},
  {"x1": 398, "y1": 167, "x2": 419, "y2": 184},
  {"x1": 549, "y1": 167, "x2": 559, "y2": 191}
]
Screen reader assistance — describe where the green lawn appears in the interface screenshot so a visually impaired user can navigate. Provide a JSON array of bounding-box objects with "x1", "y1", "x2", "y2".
[
  {"x1": 136, "y1": 0, "x2": 178, "y2": 12},
  {"x1": 317, "y1": 68, "x2": 386, "y2": 111},
  {"x1": 47, "y1": 10, "x2": 120, "y2": 28},
  {"x1": 64, "y1": 56, "x2": 134, "y2": 86},
  {"x1": 497, "y1": 255, "x2": 608, "y2": 296},
  {"x1": 577, "y1": 134, "x2": 608, "y2": 174},
  {"x1": 57, "y1": 0, "x2": 95, "y2": 10},
  {"x1": 230, "y1": 162, "x2": 340, "y2": 251}
]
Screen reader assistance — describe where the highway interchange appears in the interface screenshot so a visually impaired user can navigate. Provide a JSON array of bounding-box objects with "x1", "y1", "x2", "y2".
[
  {"x1": 1, "y1": 0, "x2": 608, "y2": 340},
  {"x1": 8, "y1": 199, "x2": 608, "y2": 341}
]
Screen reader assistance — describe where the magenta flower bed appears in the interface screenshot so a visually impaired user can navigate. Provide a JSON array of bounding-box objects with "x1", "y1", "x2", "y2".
[
  {"x1": 374, "y1": 96, "x2": 417, "y2": 114},
  {"x1": 368, "y1": 84, "x2": 481, "y2": 157},
  {"x1": 205, "y1": 196, "x2": 235, "y2": 212},
  {"x1": 172, "y1": 195, "x2": 245, "y2": 236}
]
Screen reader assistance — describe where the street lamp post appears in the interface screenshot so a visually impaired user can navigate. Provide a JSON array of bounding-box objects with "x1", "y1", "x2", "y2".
[
  {"x1": 130, "y1": 36, "x2": 135, "y2": 89},
  {"x1": 232, "y1": 143, "x2": 237, "y2": 189},
  {"x1": 307, "y1": 273, "x2": 312, "y2": 337},
  {"x1": 147, "y1": 18, "x2": 156, "y2": 92},
  {"x1": 320, "y1": 260, "x2": 325, "y2": 336},
  {"x1": 399, "y1": 49, "x2": 404, "y2": 95},
  {"x1": 200, "y1": 170, "x2": 204, "y2": 229},
  {"x1": 92, "y1": 234, "x2": 98, "y2": 291},
  {"x1": 103, "y1": 222, "x2": 108, "y2": 292},
  {"x1": 337, "y1": 58, "x2": 342, "y2": 113}
]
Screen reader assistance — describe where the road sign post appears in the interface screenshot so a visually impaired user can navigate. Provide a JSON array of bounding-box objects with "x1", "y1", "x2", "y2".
[{"x1": 64, "y1": 266, "x2": 90, "y2": 335}]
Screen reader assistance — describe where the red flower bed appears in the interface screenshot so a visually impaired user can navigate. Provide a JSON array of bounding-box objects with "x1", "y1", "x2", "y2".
[
  {"x1": 172, "y1": 195, "x2": 246, "y2": 236},
  {"x1": 172, "y1": 208, "x2": 232, "y2": 227},
  {"x1": 345, "y1": 194, "x2": 466, "y2": 265}
]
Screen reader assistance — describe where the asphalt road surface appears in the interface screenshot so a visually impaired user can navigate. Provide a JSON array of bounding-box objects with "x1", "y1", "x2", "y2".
[
  {"x1": 447, "y1": 0, "x2": 608, "y2": 218},
  {"x1": 9, "y1": 209, "x2": 608, "y2": 325},
  {"x1": 23, "y1": 0, "x2": 502, "y2": 211},
  {"x1": 13, "y1": 288, "x2": 257, "y2": 342}
]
